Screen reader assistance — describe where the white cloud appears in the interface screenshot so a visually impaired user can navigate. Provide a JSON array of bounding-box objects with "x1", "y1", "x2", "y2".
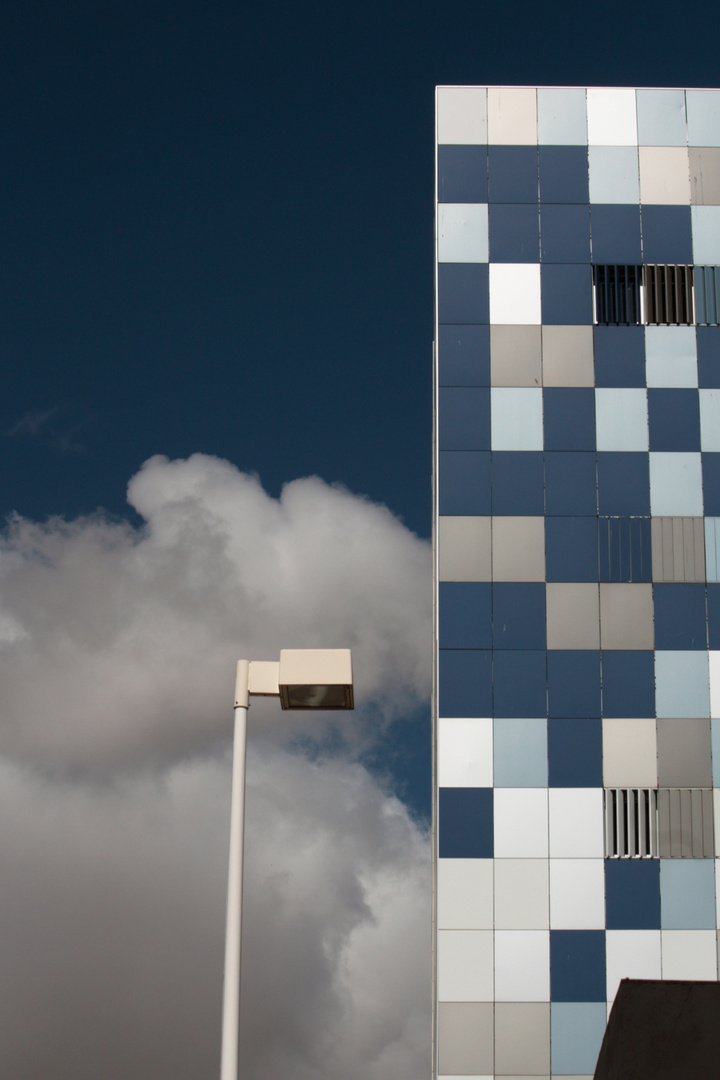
[
  {"x1": 0, "y1": 453, "x2": 431, "y2": 770},
  {"x1": 0, "y1": 456, "x2": 432, "y2": 1079}
]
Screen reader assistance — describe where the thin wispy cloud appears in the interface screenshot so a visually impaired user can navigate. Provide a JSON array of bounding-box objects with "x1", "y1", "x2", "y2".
[{"x1": 6, "y1": 403, "x2": 90, "y2": 453}]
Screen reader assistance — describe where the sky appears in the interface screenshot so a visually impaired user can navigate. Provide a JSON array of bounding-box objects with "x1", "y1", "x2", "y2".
[{"x1": 2, "y1": 1, "x2": 720, "y2": 1078}]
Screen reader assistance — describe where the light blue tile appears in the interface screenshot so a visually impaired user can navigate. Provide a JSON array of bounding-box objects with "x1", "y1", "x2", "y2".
[
  {"x1": 537, "y1": 88, "x2": 587, "y2": 145},
  {"x1": 551, "y1": 1002, "x2": 607, "y2": 1075},
  {"x1": 649, "y1": 452, "x2": 703, "y2": 516},
  {"x1": 595, "y1": 389, "x2": 648, "y2": 451},
  {"x1": 661, "y1": 860, "x2": 716, "y2": 929},
  {"x1": 692, "y1": 206, "x2": 720, "y2": 263},
  {"x1": 700, "y1": 389, "x2": 720, "y2": 451},
  {"x1": 438, "y1": 204, "x2": 489, "y2": 264},
  {"x1": 712, "y1": 718, "x2": 720, "y2": 784},
  {"x1": 655, "y1": 650, "x2": 710, "y2": 718},
  {"x1": 707, "y1": 520, "x2": 720, "y2": 583},
  {"x1": 636, "y1": 89, "x2": 687, "y2": 147},
  {"x1": 645, "y1": 327, "x2": 698, "y2": 388},
  {"x1": 493, "y1": 717, "x2": 548, "y2": 786},
  {"x1": 588, "y1": 146, "x2": 639, "y2": 204},
  {"x1": 491, "y1": 388, "x2": 543, "y2": 451},
  {"x1": 687, "y1": 90, "x2": 720, "y2": 147}
]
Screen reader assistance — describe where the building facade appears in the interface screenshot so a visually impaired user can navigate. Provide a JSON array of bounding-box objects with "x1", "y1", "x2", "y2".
[{"x1": 433, "y1": 86, "x2": 720, "y2": 1080}]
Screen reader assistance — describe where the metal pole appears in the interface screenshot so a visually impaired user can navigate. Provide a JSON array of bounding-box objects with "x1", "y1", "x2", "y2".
[{"x1": 220, "y1": 660, "x2": 249, "y2": 1080}]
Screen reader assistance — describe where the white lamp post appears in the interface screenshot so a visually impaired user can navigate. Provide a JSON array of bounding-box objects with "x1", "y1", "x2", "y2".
[{"x1": 220, "y1": 649, "x2": 354, "y2": 1080}]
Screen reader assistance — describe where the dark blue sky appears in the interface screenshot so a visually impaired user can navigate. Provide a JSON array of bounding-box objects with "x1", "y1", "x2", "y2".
[
  {"x1": 4, "y1": 0, "x2": 720, "y2": 538},
  {"x1": 3, "y1": 1, "x2": 720, "y2": 822}
]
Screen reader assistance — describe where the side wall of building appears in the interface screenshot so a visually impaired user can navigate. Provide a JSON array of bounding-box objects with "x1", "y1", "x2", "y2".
[{"x1": 434, "y1": 85, "x2": 720, "y2": 1080}]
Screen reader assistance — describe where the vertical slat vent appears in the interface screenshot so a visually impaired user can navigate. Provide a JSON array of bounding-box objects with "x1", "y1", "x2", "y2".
[
  {"x1": 593, "y1": 264, "x2": 642, "y2": 325},
  {"x1": 695, "y1": 266, "x2": 720, "y2": 325},
  {"x1": 657, "y1": 788, "x2": 715, "y2": 858},
  {"x1": 644, "y1": 264, "x2": 694, "y2": 325},
  {"x1": 604, "y1": 789, "x2": 657, "y2": 858},
  {"x1": 593, "y1": 265, "x2": 697, "y2": 325}
]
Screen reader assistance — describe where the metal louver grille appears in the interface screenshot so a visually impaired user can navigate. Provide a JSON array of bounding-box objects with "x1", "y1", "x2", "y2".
[
  {"x1": 657, "y1": 788, "x2": 715, "y2": 858},
  {"x1": 593, "y1": 264, "x2": 642, "y2": 325},
  {"x1": 604, "y1": 789, "x2": 657, "y2": 858},
  {"x1": 695, "y1": 266, "x2": 720, "y2": 325},
  {"x1": 644, "y1": 264, "x2": 694, "y2": 325}
]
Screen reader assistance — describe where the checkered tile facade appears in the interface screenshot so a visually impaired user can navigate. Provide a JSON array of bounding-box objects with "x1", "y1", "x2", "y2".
[{"x1": 433, "y1": 86, "x2": 720, "y2": 1080}]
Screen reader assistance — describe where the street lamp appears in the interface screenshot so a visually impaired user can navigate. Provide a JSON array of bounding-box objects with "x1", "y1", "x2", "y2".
[{"x1": 220, "y1": 649, "x2": 354, "y2": 1080}]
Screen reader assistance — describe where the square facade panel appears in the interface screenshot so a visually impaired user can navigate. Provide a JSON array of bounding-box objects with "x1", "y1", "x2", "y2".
[
  {"x1": 438, "y1": 786, "x2": 494, "y2": 858},
  {"x1": 491, "y1": 387, "x2": 543, "y2": 450},
  {"x1": 494, "y1": 859, "x2": 550, "y2": 929},
  {"x1": 605, "y1": 930, "x2": 662, "y2": 1002},
  {"x1": 437, "y1": 858, "x2": 494, "y2": 929},
  {"x1": 601, "y1": 650, "x2": 656, "y2": 718},
  {"x1": 437, "y1": 1002, "x2": 494, "y2": 1075},
  {"x1": 638, "y1": 146, "x2": 691, "y2": 204},
  {"x1": 540, "y1": 264, "x2": 593, "y2": 325},
  {"x1": 594, "y1": 325, "x2": 646, "y2": 388},
  {"x1": 686, "y1": 89, "x2": 720, "y2": 147},
  {"x1": 438, "y1": 324, "x2": 491, "y2": 387},
  {"x1": 491, "y1": 453, "x2": 545, "y2": 515},
  {"x1": 597, "y1": 452, "x2": 650, "y2": 514},
  {"x1": 605, "y1": 859, "x2": 661, "y2": 930},
  {"x1": 438, "y1": 388, "x2": 491, "y2": 450},
  {"x1": 595, "y1": 388, "x2": 648, "y2": 451},
  {"x1": 438, "y1": 204, "x2": 489, "y2": 262},
  {"x1": 539, "y1": 145, "x2": 590, "y2": 204},
  {"x1": 540, "y1": 204, "x2": 591, "y2": 263},
  {"x1": 645, "y1": 326, "x2": 698, "y2": 388},
  {"x1": 439, "y1": 582, "x2": 492, "y2": 648},
  {"x1": 537, "y1": 87, "x2": 587, "y2": 145},
  {"x1": 550, "y1": 930, "x2": 606, "y2": 1001},
  {"x1": 656, "y1": 717, "x2": 712, "y2": 786},
  {"x1": 590, "y1": 204, "x2": 642, "y2": 263},
  {"x1": 636, "y1": 88, "x2": 688, "y2": 146},
  {"x1": 489, "y1": 263, "x2": 541, "y2": 324},
  {"x1": 692, "y1": 205, "x2": 720, "y2": 262},
  {"x1": 586, "y1": 87, "x2": 637, "y2": 146},
  {"x1": 544, "y1": 453, "x2": 597, "y2": 516},
  {"x1": 439, "y1": 649, "x2": 493, "y2": 717},
  {"x1": 588, "y1": 146, "x2": 640, "y2": 204},
  {"x1": 494, "y1": 788, "x2": 549, "y2": 858},
  {"x1": 437, "y1": 86, "x2": 488, "y2": 144},
  {"x1": 490, "y1": 324, "x2": 542, "y2": 386},
  {"x1": 602, "y1": 717, "x2": 658, "y2": 787},
  {"x1": 548, "y1": 788, "x2": 604, "y2": 857},
  {"x1": 494, "y1": 930, "x2": 550, "y2": 1001},
  {"x1": 487, "y1": 86, "x2": 537, "y2": 145},
  {"x1": 491, "y1": 514, "x2": 545, "y2": 578},
  {"x1": 549, "y1": 859, "x2": 605, "y2": 929},
  {"x1": 438, "y1": 451, "x2": 491, "y2": 514},
  {"x1": 488, "y1": 145, "x2": 538, "y2": 202},
  {"x1": 548, "y1": 719, "x2": 603, "y2": 786},
  {"x1": 690, "y1": 147, "x2": 720, "y2": 205},
  {"x1": 494, "y1": 717, "x2": 548, "y2": 786},
  {"x1": 542, "y1": 325, "x2": 595, "y2": 386},
  {"x1": 545, "y1": 582, "x2": 600, "y2": 649},
  {"x1": 550, "y1": 1002, "x2": 608, "y2": 1076},
  {"x1": 438, "y1": 263, "x2": 489, "y2": 324},
  {"x1": 437, "y1": 516, "x2": 492, "y2": 581},
  {"x1": 489, "y1": 203, "x2": 540, "y2": 262},
  {"x1": 494, "y1": 1002, "x2": 550, "y2": 1074},
  {"x1": 641, "y1": 205, "x2": 693, "y2": 263},
  {"x1": 438, "y1": 145, "x2": 488, "y2": 203}
]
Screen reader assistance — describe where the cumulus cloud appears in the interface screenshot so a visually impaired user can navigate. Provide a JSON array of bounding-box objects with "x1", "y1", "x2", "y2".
[
  {"x1": 0, "y1": 452, "x2": 430, "y2": 771},
  {"x1": 0, "y1": 456, "x2": 432, "y2": 1080}
]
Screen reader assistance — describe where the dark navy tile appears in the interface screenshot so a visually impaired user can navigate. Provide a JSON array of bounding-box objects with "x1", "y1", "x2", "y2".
[
  {"x1": 439, "y1": 649, "x2": 492, "y2": 717},
  {"x1": 541, "y1": 264, "x2": 593, "y2": 325},
  {"x1": 697, "y1": 327, "x2": 720, "y2": 389},
  {"x1": 541, "y1": 204, "x2": 591, "y2": 263},
  {"x1": 545, "y1": 453, "x2": 597, "y2": 515},
  {"x1": 489, "y1": 203, "x2": 540, "y2": 262},
  {"x1": 605, "y1": 859, "x2": 661, "y2": 930},
  {"x1": 707, "y1": 584, "x2": 720, "y2": 649},
  {"x1": 544, "y1": 389, "x2": 596, "y2": 451},
  {"x1": 438, "y1": 325, "x2": 491, "y2": 387},
  {"x1": 438, "y1": 145, "x2": 488, "y2": 203},
  {"x1": 590, "y1": 205, "x2": 642, "y2": 264},
  {"x1": 493, "y1": 650, "x2": 547, "y2": 718},
  {"x1": 703, "y1": 453, "x2": 720, "y2": 516},
  {"x1": 491, "y1": 452, "x2": 545, "y2": 515},
  {"x1": 641, "y1": 206, "x2": 693, "y2": 264},
  {"x1": 551, "y1": 931, "x2": 606, "y2": 1002},
  {"x1": 539, "y1": 146, "x2": 589, "y2": 204},
  {"x1": 548, "y1": 718, "x2": 603, "y2": 784},
  {"x1": 648, "y1": 389, "x2": 701, "y2": 452},
  {"x1": 597, "y1": 453, "x2": 650, "y2": 515},
  {"x1": 438, "y1": 263, "x2": 489, "y2": 324},
  {"x1": 488, "y1": 146, "x2": 538, "y2": 203},
  {"x1": 601, "y1": 651, "x2": 656, "y2": 718},
  {"x1": 439, "y1": 388, "x2": 491, "y2": 450},
  {"x1": 593, "y1": 326, "x2": 647, "y2": 388},
  {"x1": 493, "y1": 583, "x2": 546, "y2": 649},
  {"x1": 598, "y1": 517, "x2": 652, "y2": 582},
  {"x1": 439, "y1": 787, "x2": 493, "y2": 858},
  {"x1": 439, "y1": 583, "x2": 492, "y2": 649},
  {"x1": 438, "y1": 452, "x2": 491, "y2": 514},
  {"x1": 546, "y1": 517, "x2": 599, "y2": 582},
  {"x1": 547, "y1": 652, "x2": 601, "y2": 718},
  {"x1": 654, "y1": 584, "x2": 707, "y2": 650}
]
